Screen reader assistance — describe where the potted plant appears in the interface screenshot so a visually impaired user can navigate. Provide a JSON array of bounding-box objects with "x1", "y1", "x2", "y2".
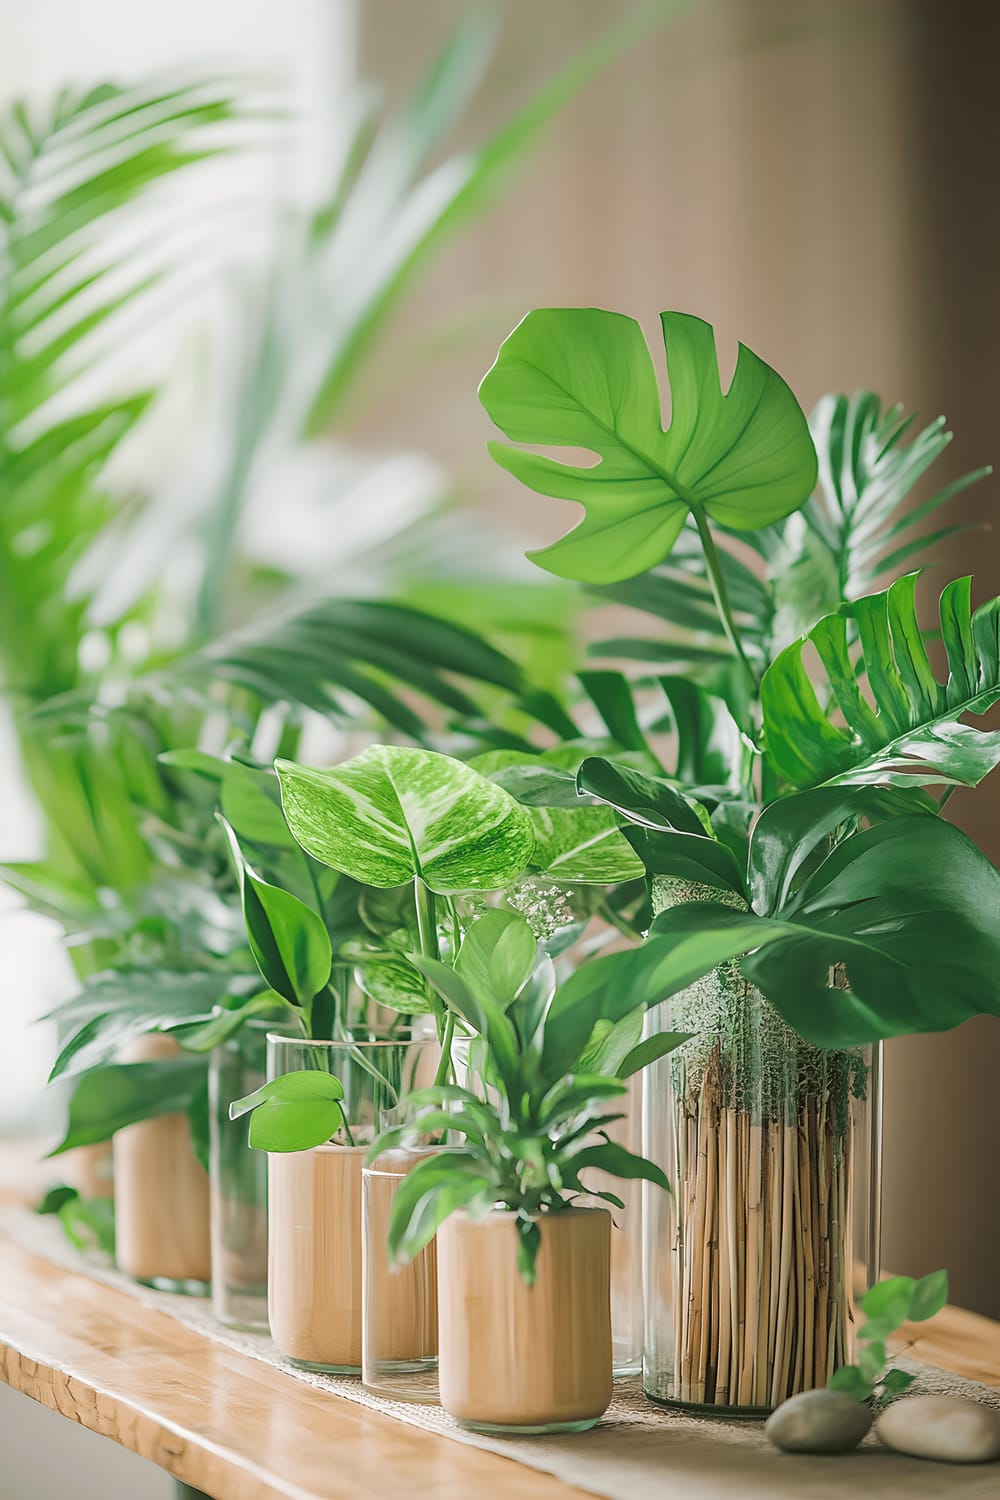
[
  {"x1": 373, "y1": 922, "x2": 687, "y2": 1433},
  {"x1": 227, "y1": 744, "x2": 545, "y2": 1370},
  {"x1": 479, "y1": 304, "x2": 1000, "y2": 1411}
]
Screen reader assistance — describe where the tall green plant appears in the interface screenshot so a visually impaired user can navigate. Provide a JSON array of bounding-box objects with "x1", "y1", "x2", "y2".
[{"x1": 481, "y1": 304, "x2": 1000, "y2": 1048}]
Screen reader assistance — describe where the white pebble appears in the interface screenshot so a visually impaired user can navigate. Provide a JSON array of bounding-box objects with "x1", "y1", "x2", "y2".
[
  {"x1": 765, "y1": 1389, "x2": 873, "y2": 1454},
  {"x1": 876, "y1": 1395, "x2": 1000, "y2": 1464}
]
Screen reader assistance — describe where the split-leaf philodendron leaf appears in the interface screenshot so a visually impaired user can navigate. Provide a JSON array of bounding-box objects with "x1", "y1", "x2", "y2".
[
  {"x1": 646, "y1": 812, "x2": 1000, "y2": 1047},
  {"x1": 479, "y1": 308, "x2": 818, "y2": 583},
  {"x1": 761, "y1": 572, "x2": 1000, "y2": 789},
  {"x1": 276, "y1": 745, "x2": 534, "y2": 893}
]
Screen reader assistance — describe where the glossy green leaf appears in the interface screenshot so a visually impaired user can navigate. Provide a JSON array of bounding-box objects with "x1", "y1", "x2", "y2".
[
  {"x1": 576, "y1": 756, "x2": 713, "y2": 837},
  {"x1": 277, "y1": 745, "x2": 534, "y2": 893},
  {"x1": 624, "y1": 823, "x2": 746, "y2": 894},
  {"x1": 386, "y1": 1151, "x2": 493, "y2": 1266},
  {"x1": 352, "y1": 951, "x2": 437, "y2": 1015},
  {"x1": 761, "y1": 573, "x2": 1000, "y2": 790},
  {"x1": 410, "y1": 954, "x2": 521, "y2": 1094},
  {"x1": 567, "y1": 1139, "x2": 670, "y2": 1193},
  {"x1": 50, "y1": 1057, "x2": 207, "y2": 1155},
  {"x1": 221, "y1": 818, "x2": 332, "y2": 1006},
  {"x1": 860, "y1": 1276, "x2": 914, "y2": 1327},
  {"x1": 616, "y1": 1031, "x2": 692, "y2": 1079},
  {"x1": 648, "y1": 815, "x2": 1000, "y2": 1047},
  {"x1": 455, "y1": 910, "x2": 538, "y2": 1007},
  {"x1": 472, "y1": 748, "x2": 644, "y2": 883},
  {"x1": 539, "y1": 941, "x2": 702, "y2": 1086},
  {"x1": 480, "y1": 308, "x2": 817, "y2": 584},
  {"x1": 909, "y1": 1268, "x2": 949, "y2": 1322},
  {"x1": 229, "y1": 1069, "x2": 346, "y2": 1152}
]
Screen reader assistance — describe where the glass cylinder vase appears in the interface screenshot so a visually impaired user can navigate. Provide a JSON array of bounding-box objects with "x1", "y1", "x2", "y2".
[
  {"x1": 643, "y1": 879, "x2": 881, "y2": 1415},
  {"x1": 362, "y1": 1154, "x2": 439, "y2": 1402},
  {"x1": 209, "y1": 1019, "x2": 281, "y2": 1330},
  {"x1": 265, "y1": 1032, "x2": 431, "y2": 1373}
]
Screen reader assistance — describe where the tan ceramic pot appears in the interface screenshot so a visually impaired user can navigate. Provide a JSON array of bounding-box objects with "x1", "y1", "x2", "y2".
[
  {"x1": 436, "y1": 1207, "x2": 613, "y2": 1432},
  {"x1": 267, "y1": 1143, "x2": 365, "y2": 1370},
  {"x1": 113, "y1": 1035, "x2": 211, "y2": 1286}
]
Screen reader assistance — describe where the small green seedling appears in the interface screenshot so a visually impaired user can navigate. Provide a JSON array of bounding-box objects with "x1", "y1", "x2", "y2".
[
  {"x1": 230, "y1": 1069, "x2": 348, "y2": 1151},
  {"x1": 829, "y1": 1268, "x2": 949, "y2": 1403}
]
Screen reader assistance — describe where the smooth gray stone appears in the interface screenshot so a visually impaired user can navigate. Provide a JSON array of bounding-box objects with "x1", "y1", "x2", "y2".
[
  {"x1": 876, "y1": 1395, "x2": 1000, "y2": 1464},
  {"x1": 765, "y1": 1389, "x2": 873, "y2": 1454}
]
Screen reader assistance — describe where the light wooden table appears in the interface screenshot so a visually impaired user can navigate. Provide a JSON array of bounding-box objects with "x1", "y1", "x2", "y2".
[{"x1": 1, "y1": 1140, "x2": 998, "y2": 1500}]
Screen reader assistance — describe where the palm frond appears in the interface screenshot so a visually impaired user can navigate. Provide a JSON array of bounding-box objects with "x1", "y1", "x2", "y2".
[{"x1": 804, "y1": 391, "x2": 990, "y2": 601}]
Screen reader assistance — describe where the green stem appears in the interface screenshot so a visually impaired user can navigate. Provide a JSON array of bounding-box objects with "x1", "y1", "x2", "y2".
[
  {"x1": 690, "y1": 506, "x2": 759, "y2": 694},
  {"x1": 413, "y1": 877, "x2": 440, "y2": 961},
  {"x1": 433, "y1": 1009, "x2": 456, "y2": 1088}
]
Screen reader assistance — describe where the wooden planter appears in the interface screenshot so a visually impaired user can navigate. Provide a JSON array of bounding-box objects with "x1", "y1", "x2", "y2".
[
  {"x1": 113, "y1": 1035, "x2": 211, "y2": 1289},
  {"x1": 267, "y1": 1143, "x2": 365, "y2": 1371},
  {"x1": 436, "y1": 1207, "x2": 612, "y2": 1433}
]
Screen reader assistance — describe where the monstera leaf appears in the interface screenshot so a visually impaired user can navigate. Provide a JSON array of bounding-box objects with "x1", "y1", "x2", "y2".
[
  {"x1": 276, "y1": 746, "x2": 534, "y2": 894},
  {"x1": 479, "y1": 308, "x2": 817, "y2": 584},
  {"x1": 761, "y1": 572, "x2": 1000, "y2": 790},
  {"x1": 642, "y1": 796, "x2": 1000, "y2": 1047}
]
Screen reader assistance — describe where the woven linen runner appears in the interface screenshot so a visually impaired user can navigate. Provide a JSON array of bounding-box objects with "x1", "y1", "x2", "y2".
[{"x1": 3, "y1": 1205, "x2": 998, "y2": 1499}]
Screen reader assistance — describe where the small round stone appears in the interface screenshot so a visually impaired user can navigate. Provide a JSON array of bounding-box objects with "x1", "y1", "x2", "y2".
[
  {"x1": 765, "y1": 1389, "x2": 873, "y2": 1454},
  {"x1": 876, "y1": 1395, "x2": 1000, "y2": 1464}
]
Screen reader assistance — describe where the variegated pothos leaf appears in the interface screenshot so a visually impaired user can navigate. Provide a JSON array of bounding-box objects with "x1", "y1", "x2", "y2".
[{"x1": 275, "y1": 746, "x2": 534, "y2": 893}]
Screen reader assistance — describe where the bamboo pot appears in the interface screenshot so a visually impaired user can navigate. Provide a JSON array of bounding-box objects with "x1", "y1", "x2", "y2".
[
  {"x1": 436, "y1": 1207, "x2": 613, "y2": 1433},
  {"x1": 267, "y1": 1143, "x2": 365, "y2": 1371},
  {"x1": 113, "y1": 1035, "x2": 211, "y2": 1289}
]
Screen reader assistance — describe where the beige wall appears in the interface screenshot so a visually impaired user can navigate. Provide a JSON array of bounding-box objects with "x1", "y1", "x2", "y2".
[{"x1": 358, "y1": 0, "x2": 1000, "y2": 1316}]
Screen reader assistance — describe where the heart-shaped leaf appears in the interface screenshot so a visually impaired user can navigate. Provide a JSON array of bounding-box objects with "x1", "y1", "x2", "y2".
[
  {"x1": 480, "y1": 308, "x2": 817, "y2": 583},
  {"x1": 276, "y1": 746, "x2": 534, "y2": 894}
]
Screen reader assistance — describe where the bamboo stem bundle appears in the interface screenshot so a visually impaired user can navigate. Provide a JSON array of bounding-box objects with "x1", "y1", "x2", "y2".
[{"x1": 647, "y1": 880, "x2": 872, "y2": 1413}]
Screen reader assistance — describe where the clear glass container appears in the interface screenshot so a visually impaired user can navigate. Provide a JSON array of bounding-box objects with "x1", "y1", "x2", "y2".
[
  {"x1": 209, "y1": 1019, "x2": 277, "y2": 1330},
  {"x1": 582, "y1": 1072, "x2": 643, "y2": 1378},
  {"x1": 642, "y1": 881, "x2": 881, "y2": 1414},
  {"x1": 362, "y1": 1156, "x2": 439, "y2": 1402},
  {"x1": 265, "y1": 1033, "x2": 431, "y2": 1373}
]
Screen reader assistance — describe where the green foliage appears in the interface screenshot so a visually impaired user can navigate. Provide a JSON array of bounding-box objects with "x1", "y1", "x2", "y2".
[
  {"x1": 480, "y1": 310, "x2": 817, "y2": 584},
  {"x1": 37, "y1": 1185, "x2": 115, "y2": 1257},
  {"x1": 761, "y1": 572, "x2": 1000, "y2": 791},
  {"x1": 220, "y1": 817, "x2": 332, "y2": 1008},
  {"x1": 640, "y1": 798, "x2": 1000, "y2": 1046},
  {"x1": 276, "y1": 746, "x2": 535, "y2": 894},
  {"x1": 829, "y1": 1270, "x2": 948, "y2": 1403},
  {"x1": 45, "y1": 969, "x2": 242, "y2": 1081},
  {"x1": 379, "y1": 920, "x2": 686, "y2": 1282},
  {"x1": 807, "y1": 392, "x2": 989, "y2": 601},
  {"x1": 471, "y1": 747, "x2": 645, "y2": 884},
  {"x1": 50, "y1": 1057, "x2": 208, "y2": 1155},
  {"x1": 229, "y1": 1070, "x2": 346, "y2": 1152}
]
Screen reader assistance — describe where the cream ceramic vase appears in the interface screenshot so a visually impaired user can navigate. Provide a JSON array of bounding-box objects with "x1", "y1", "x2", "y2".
[
  {"x1": 268, "y1": 1143, "x2": 365, "y2": 1371},
  {"x1": 436, "y1": 1207, "x2": 613, "y2": 1433},
  {"x1": 113, "y1": 1034, "x2": 211, "y2": 1290}
]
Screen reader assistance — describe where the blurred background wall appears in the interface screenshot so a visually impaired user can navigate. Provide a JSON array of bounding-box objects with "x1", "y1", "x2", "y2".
[{"x1": 0, "y1": 0, "x2": 997, "y2": 1492}]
